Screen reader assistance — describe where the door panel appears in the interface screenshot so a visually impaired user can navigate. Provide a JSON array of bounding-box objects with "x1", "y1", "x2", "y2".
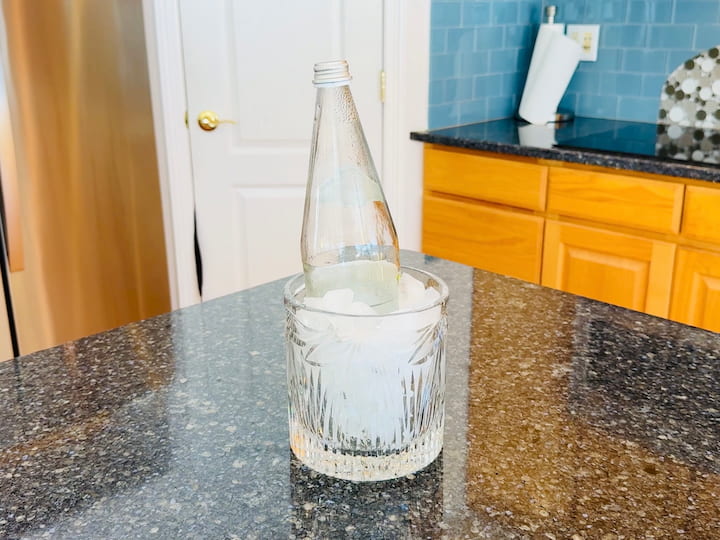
[
  {"x1": 232, "y1": 188, "x2": 305, "y2": 289},
  {"x1": 179, "y1": 0, "x2": 383, "y2": 299},
  {"x1": 542, "y1": 221, "x2": 675, "y2": 317},
  {"x1": 671, "y1": 247, "x2": 720, "y2": 332}
]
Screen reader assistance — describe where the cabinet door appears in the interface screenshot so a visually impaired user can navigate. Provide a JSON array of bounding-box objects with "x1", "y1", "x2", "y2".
[
  {"x1": 423, "y1": 194, "x2": 544, "y2": 283},
  {"x1": 670, "y1": 247, "x2": 720, "y2": 332},
  {"x1": 542, "y1": 221, "x2": 675, "y2": 317},
  {"x1": 681, "y1": 185, "x2": 720, "y2": 244}
]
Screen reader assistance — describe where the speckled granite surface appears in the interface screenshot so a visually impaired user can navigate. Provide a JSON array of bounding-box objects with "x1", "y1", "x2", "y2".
[
  {"x1": 410, "y1": 117, "x2": 720, "y2": 182},
  {"x1": 1, "y1": 251, "x2": 719, "y2": 539}
]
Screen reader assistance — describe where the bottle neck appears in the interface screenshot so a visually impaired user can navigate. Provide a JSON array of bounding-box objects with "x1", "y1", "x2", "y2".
[
  {"x1": 311, "y1": 87, "x2": 362, "y2": 155},
  {"x1": 313, "y1": 60, "x2": 351, "y2": 86}
]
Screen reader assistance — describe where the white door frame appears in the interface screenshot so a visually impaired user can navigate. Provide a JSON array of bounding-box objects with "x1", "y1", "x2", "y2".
[{"x1": 143, "y1": 0, "x2": 429, "y2": 309}]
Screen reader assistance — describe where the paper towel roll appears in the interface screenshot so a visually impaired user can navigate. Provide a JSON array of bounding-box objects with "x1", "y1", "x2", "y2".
[
  {"x1": 518, "y1": 24, "x2": 581, "y2": 125},
  {"x1": 517, "y1": 123, "x2": 557, "y2": 149}
]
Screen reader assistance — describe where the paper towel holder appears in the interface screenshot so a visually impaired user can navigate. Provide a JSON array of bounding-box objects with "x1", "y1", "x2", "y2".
[
  {"x1": 516, "y1": 2, "x2": 580, "y2": 126},
  {"x1": 545, "y1": 5, "x2": 557, "y2": 24},
  {"x1": 543, "y1": 3, "x2": 574, "y2": 124}
]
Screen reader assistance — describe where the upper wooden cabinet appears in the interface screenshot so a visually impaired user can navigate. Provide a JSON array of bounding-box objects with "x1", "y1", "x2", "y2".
[
  {"x1": 547, "y1": 167, "x2": 684, "y2": 234},
  {"x1": 424, "y1": 146, "x2": 548, "y2": 211},
  {"x1": 542, "y1": 220, "x2": 675, "y2": 317}
]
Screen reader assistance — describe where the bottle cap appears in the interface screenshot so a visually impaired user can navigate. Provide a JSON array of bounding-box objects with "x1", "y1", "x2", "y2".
[{"x1": 313, "y1": 60, "x2": 352, "y2": 87}]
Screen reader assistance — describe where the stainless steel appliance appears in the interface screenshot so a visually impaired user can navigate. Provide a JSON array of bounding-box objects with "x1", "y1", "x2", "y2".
[{"x1": 0, "y1": 0, "x2": 170, "y2": 359}]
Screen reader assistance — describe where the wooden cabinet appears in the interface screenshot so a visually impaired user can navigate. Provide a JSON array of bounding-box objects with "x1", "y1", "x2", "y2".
[
  {"x1": 424, "y1": 194, "x2": 544, "y2": 283},
  {"x1": 547, "y1": 167, "x2": 684, "y2": 234},
  {"x1": 682, "y1": 185, "x2": 720, "y2": 244},
  {"x1": 670, "y1": 248, "x2": 720, "y2": 332},
  {"x1": 424, "y1": 146, "x2": 547, "y2": 210},
  {"x1": 422, "y1": 146, "x2": 546, "y2": 283},
  {"x1": 421, "y1": 143, "x2": 720, "y2": 332},
  {"x1": 542, "y1": 221, "x2": 675, "y2": 317}
]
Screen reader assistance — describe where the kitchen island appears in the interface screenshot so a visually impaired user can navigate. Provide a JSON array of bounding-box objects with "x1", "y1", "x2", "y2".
[{"x1": 1, "y1": 251, "x2": 719, "y2": 538}]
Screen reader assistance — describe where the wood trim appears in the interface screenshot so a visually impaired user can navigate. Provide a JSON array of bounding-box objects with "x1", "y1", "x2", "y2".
[
  {"x1": 142, "y1": 0, "x2": 200, "y2": 309},
  {"x1": 382, "y1": 0, "x2": 430, "y2": 251},
  {"x1": 646, "y1": 240, "x2": 677, "y2": 317}
]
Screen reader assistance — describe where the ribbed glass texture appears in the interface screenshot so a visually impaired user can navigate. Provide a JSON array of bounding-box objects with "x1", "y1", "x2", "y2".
[{"x1": 284, "y1": 267, "x2": 448, "y2": 481}]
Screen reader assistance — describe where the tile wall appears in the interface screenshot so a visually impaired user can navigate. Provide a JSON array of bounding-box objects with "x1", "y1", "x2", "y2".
[
  {"x1": 428, "y1": 0, "x2": 540, "y2": 128},
  {"x1": 428, "y1": 0, "x2": 720, "y2": 128},
  {"x1": 550, "y1": 0, "x2": 720, "y2": 123}
]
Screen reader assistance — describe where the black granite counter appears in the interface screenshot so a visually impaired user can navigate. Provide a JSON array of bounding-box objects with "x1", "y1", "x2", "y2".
[
  {"x1": 411, "y1": 117, "x2": 720, "y2": 182},
  {"x1": 1, "y1": 251, "x2": 719, "y2": 538}
]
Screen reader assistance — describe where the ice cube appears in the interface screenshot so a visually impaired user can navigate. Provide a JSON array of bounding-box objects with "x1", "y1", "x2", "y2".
[
  {"x1": 347, "y1": 301, "x2": 377, "y2": 316},
  {"x1": 423, "y1": 285, "x2": 441, "y2": 306},
  {"x1": 398, "y1": 272, "x2": 428, "y2": 310},
  {"x1": 322, "y1": 288, "x2": 355, "y2": 312}
]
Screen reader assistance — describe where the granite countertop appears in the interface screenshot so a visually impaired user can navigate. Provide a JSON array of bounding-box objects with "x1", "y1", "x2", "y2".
[
  {"x1": 1, "y1": 251, "x2": 719, "y2": 538},
  {"x1": 411, "y1": 117, "x2": 720, "y2": 182}
]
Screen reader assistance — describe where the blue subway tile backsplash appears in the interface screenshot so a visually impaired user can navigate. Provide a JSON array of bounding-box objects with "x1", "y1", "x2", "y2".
[
  {"x1": 429, "y1": 0, "x2": 537, "y2": 128},
  {"x1": 431, "y1": 2, "x2": 462, "y2": 27},
  {"x1": 622, "y1": 50, "x2": 667, "y2": 73},
  {"x1": 429, "y1": 0, "x2": 720, "y2": 128},
  {"x1": 627, "y1": 1, "x2": 673, "y2": 24},
  {"x1": 647, "y1": 25, "x2": 695, "y2": 49},
  {"x1": 673, "y1": 1, "x2": 720, "y2": 24},
  {"x1": 462, "y1": 3, "x2": 491, "y2": 26}
]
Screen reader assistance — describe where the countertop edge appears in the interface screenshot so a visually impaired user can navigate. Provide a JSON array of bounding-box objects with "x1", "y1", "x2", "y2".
[{"x1": 410, "y1": 131, "x2": 720, "y2": 183}]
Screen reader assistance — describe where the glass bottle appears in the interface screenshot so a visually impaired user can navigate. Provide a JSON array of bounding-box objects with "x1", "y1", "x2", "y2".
[{"x1": 301, "y1": 60, "x2": 400, "y2": 313}]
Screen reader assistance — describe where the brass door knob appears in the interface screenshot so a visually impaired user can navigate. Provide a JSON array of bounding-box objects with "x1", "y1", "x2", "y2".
[{"x1": 197, "y1": 110, "x2": 236, "y2": 131}]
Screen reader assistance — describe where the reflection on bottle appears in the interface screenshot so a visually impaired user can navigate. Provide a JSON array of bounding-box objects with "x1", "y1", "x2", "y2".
[{"x1": 289, "y1": 451, "x2": 443, "y2": 538}]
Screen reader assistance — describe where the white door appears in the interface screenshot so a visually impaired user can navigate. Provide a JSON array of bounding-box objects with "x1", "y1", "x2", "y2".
[{"x1": 179, "y1": 0, "x2": 384, "y2": 300}]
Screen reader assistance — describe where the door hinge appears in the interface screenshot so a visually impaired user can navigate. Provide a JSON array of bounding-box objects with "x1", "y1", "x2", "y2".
[
  {"x1": 184, "y1": 110, "x2": 188, "y2": 128},
  {"x1": 379, "y1": 70, "x2": 386, "y2": 103}
]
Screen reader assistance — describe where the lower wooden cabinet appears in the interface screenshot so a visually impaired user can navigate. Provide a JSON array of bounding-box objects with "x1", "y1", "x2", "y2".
[
  {"x1": 542, "y1": 221, "x2": 676, "y2": 317},
  {"x1": 422, "y1": 194, "x2": 544, "y2": 283},
  {"x1": 670, "y1": 247, "x2": 720, "y2": 332},
  {"x1": 682, "y1": 185, "x2": 720, "y2": 244},
  {"x1": 421, "y1": 144, "x2": 720, "y2": 332}
]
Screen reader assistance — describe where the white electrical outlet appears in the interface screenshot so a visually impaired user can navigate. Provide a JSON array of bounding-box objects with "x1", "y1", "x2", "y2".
[{"x1": 567, "y1": 24, "x2": 600, "y2": 62}]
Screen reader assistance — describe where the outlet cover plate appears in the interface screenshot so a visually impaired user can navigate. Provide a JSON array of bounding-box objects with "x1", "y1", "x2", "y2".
[{"x1": 567, "y1": 24, "x2": 600, "y2": 62}]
